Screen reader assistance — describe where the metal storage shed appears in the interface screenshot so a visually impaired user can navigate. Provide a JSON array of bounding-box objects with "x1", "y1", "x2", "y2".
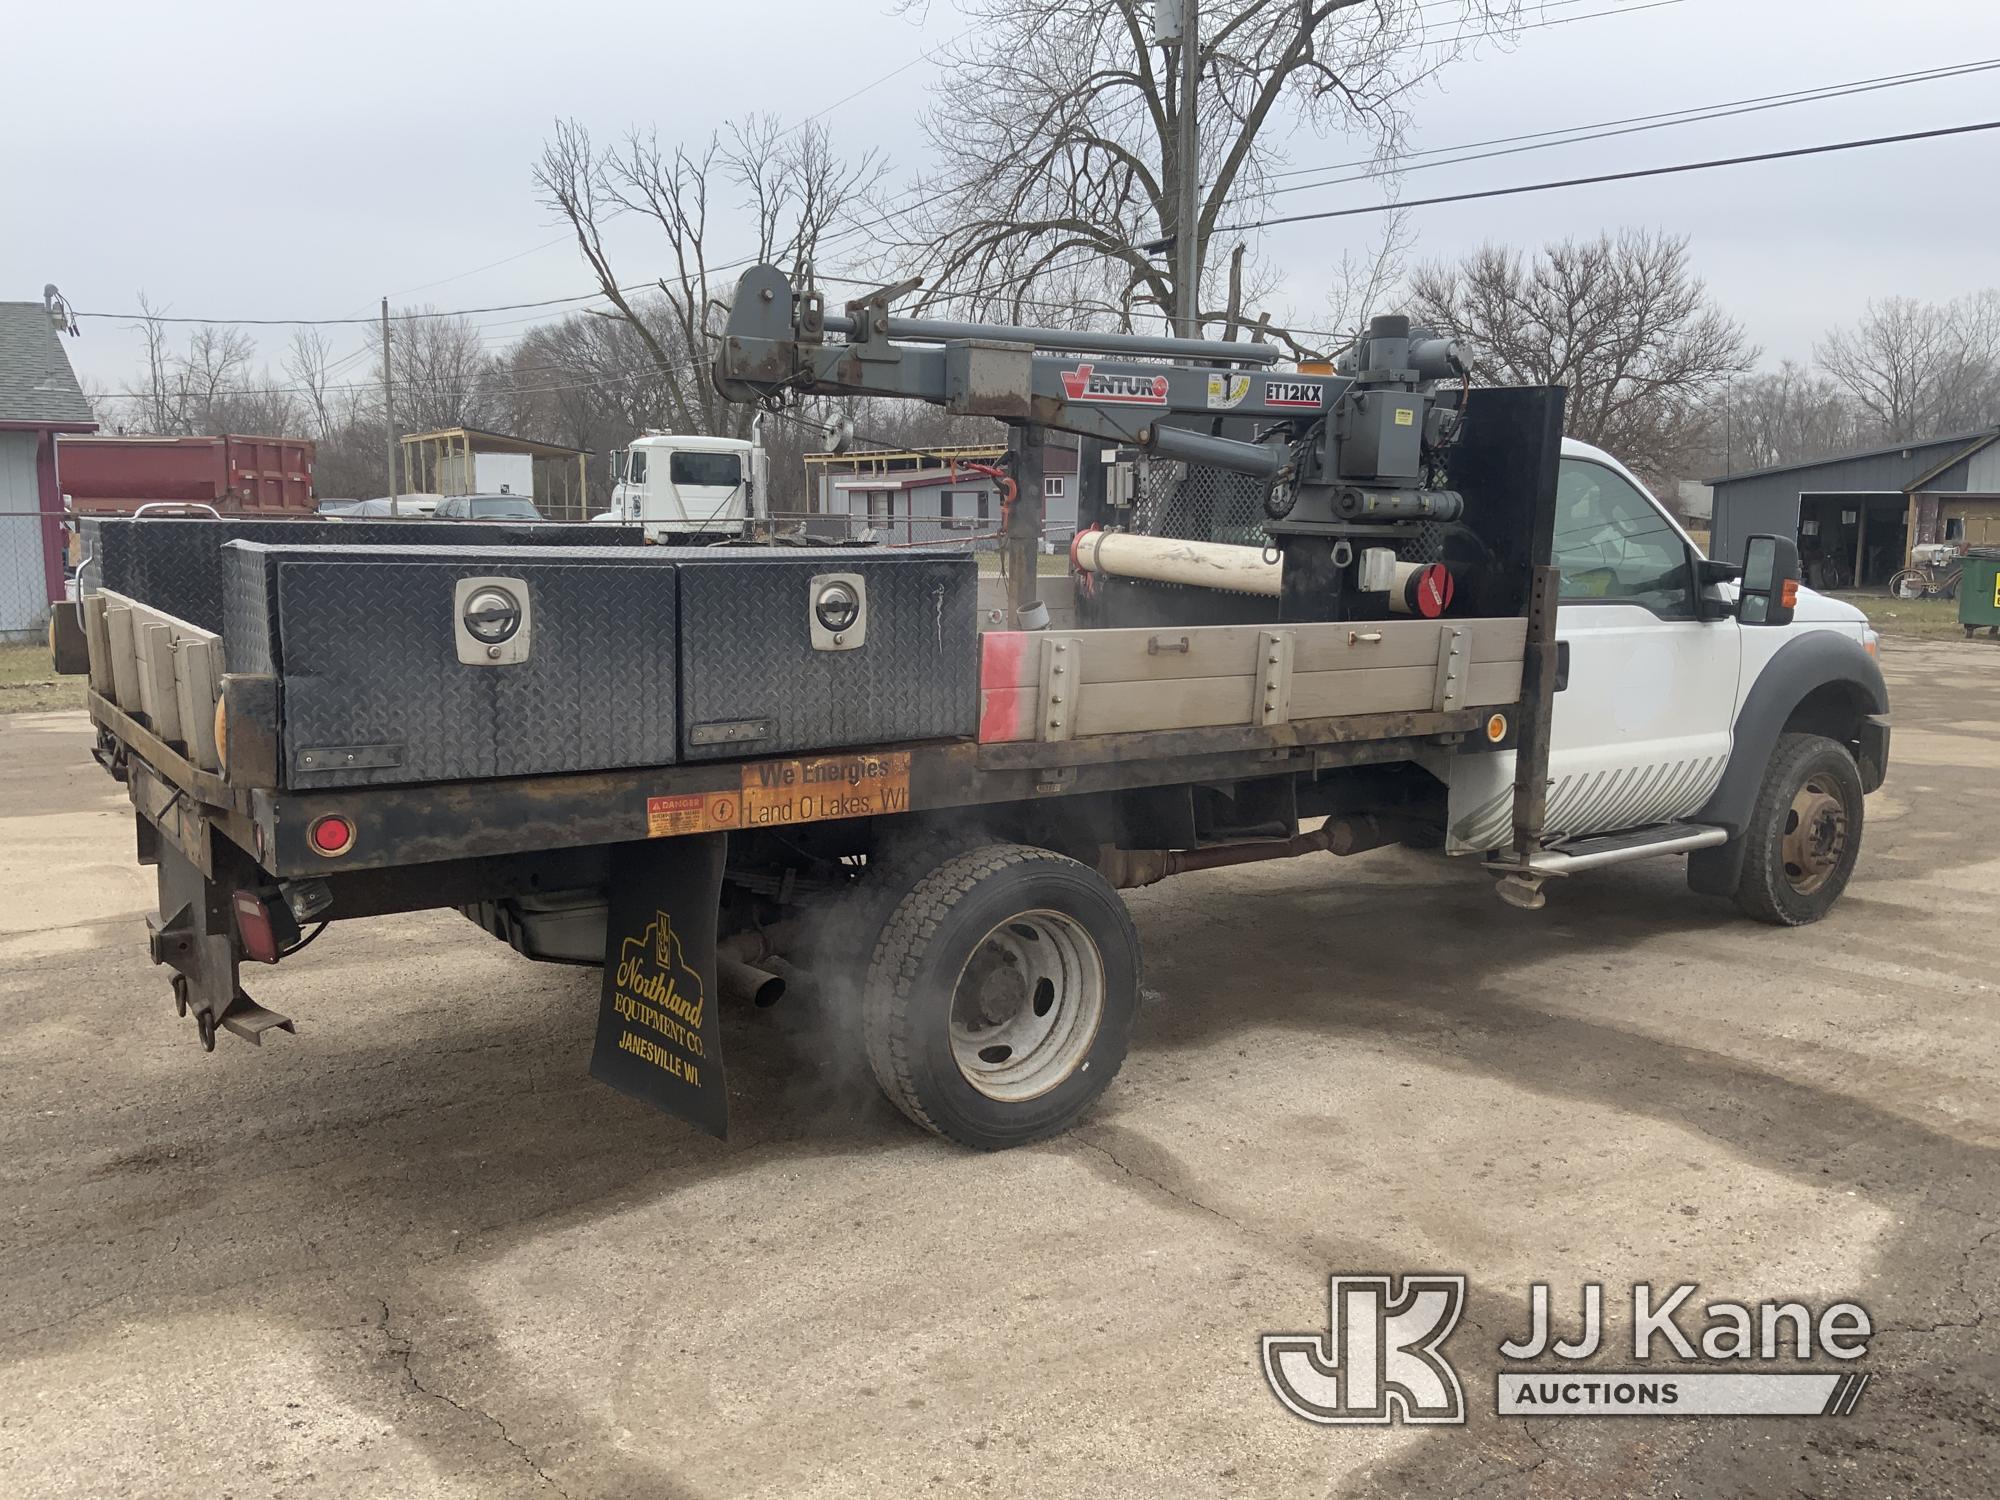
[{"x1": 1708, "y1": 428, "x2": 2000, "y2": 589}]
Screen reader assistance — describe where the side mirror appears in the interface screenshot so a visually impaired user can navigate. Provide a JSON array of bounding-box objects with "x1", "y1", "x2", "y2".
[
  {"x1": 1693, "y1": 555, "x2": 1742, "y2": 621},
  {"x1": 1738, "y1": 533, "x2": 1800, "y2": 626}
]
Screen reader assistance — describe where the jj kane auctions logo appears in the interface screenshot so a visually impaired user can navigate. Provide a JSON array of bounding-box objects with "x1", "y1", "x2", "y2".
[
  {"x1": 1059, "y1": 363, "x2": 1169, "y2": 405},
  {"x1": 1263, "y1": 1276, "x2": 1874, "y2": 1423}
]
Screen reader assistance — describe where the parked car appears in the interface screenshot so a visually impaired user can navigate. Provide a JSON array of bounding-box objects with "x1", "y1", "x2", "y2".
[
  {"x1": 338, "y1": 494, "x2": 441, "y2": 518},
  {"x1": 435, "y1": 494, "x2": 544, "y2": 521}
]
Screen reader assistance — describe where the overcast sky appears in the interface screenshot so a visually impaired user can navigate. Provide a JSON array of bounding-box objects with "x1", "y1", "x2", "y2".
[{"x1": 7, "y1": 0, "x2": 1998, "y2": 398}]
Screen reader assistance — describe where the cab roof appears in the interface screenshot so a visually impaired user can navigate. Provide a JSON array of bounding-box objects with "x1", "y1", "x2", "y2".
[{"x1": 629, "y1": 433, "x2": 753, "y2": 451}]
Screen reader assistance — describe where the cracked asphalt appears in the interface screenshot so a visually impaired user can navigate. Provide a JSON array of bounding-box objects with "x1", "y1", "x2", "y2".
[{"x1": 1, "y1": 633, "x2": 1996, "y2": 1498}]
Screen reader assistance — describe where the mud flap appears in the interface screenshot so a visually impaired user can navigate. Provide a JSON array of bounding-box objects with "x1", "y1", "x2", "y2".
[{"x1": 588, "y1": 833, "x2": 730, "y2": 1138}]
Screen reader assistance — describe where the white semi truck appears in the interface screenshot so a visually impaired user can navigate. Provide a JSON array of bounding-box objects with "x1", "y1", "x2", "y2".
[{"x1": 599, "y1": 428, "x2": 769, "y2": 541}]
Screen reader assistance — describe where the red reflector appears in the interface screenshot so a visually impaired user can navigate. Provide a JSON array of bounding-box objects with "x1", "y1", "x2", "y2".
[
  {"x1": 232, "y1": 890, "x2": 280, "y2": 964},
  {"x1": 308, "y1": 815, "x2": 355, "y2": 857}
]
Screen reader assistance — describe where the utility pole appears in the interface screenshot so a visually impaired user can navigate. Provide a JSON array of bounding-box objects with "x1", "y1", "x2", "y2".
[
  {"x1": 1174, "y1": 0, "x2": 1201, "y2": 337},
  {"x1": 380, "y1": 296, "x2": 398, "y2": 510}
]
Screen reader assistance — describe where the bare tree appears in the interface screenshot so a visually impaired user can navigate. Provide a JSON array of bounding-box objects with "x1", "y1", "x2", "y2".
[
  {"x1": 896, "y1": 1, "x2": 1515, "y2": 333},
  {"x1": 119, "y1": 297, "x2": 264, "y2": 435},
  {"x1": 1318, "y1": 207, "x2": 1415, "y2": 354},
  {"x1": 284, "y1": 327, "x2": 343, "y2": 441},
  {"x1": 534, "y1": 115, "x2": 883, "y2": 439},
  {"x1": 129, "y1": 294, "x2": 189, "y2": 433},
  {"x1": 1722, "y1": 360, "x2": 1862, "y2": 472},
  {"x1": 1814, "y1": 291, "x2": 2000, "y2": 443},
  {"x1": 1408, "y1": 229, "x2": 1755, "y2": 485},
  {"x1": 388, "y1": 308, "x2": 495, "y2": 433}
]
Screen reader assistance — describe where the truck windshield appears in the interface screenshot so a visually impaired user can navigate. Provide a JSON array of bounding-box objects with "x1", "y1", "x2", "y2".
[
  {"x1": 669, "y1": 451, "x2": 741, "y2": 488},
  {"x1": 612, "y1": 450, "x2": 628, "y2": 483}
]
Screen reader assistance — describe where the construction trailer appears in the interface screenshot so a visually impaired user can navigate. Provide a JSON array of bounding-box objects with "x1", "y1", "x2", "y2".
[{"x1": 398, "y1": 428, "x2": 591, "y2": 519}]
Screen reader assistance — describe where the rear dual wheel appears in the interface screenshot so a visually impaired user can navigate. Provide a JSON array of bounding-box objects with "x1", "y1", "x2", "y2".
[{"x1": 860, "y1": 844, "x2": 1141, "y2": 1150}]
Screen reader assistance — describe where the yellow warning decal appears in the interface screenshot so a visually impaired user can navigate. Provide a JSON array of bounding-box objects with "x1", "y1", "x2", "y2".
[{"x1": 1394, "y1": 407, "x2": 1416, "y2": 426}]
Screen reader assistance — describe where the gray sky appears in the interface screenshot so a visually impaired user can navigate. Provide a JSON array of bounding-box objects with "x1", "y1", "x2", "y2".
[{"x1": 7, "y1": 0, "x2": 1998, "y2": 398}]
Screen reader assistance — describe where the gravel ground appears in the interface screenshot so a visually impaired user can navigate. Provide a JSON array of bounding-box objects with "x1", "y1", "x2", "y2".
[{"x1": 0, "y1": 633, "x2": 1994, "y2": 1498}]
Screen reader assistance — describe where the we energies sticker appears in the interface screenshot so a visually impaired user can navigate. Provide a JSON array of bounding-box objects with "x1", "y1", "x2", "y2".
[
  {"x1": 1060, "y1": 363, "x2": 1169, "y2": 405},
  {"x1": 589, "y1": 832, "x2": 730, "y2": 1138}
]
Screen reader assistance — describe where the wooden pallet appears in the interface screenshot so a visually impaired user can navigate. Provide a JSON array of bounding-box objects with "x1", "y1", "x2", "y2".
[{"x1": 80, "y1": 591, "x2": 225, "y2": 772}]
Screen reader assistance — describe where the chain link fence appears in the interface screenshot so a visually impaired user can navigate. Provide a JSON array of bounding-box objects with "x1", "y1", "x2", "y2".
[
  {"x1": 0, "y1": 510, "x2": 61, "y2": 644},
  {"x1": 1130, "y1": 461, "x2": 1273, "y2": 548}
]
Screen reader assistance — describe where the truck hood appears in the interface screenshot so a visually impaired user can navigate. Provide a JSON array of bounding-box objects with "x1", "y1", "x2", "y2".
[
  {"x1": 1792, "y1": 584, "x2": 1866, "y2": 625},
  {"x1": 1715, "y1": 580, "x2": 1865, "y2": 626}
]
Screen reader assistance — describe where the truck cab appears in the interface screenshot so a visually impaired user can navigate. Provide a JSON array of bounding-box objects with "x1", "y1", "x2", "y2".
[
  {"x1": 1444, "y1": 437, "x2": 1889, "y2": 923},
  {"x1": 601, "y1": 433, "x2": 767, "y2": 541}
]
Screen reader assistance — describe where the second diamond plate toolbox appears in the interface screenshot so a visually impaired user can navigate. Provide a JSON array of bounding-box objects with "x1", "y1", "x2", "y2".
[
  {"x1": 672, "y1": 548, "x2": 978, "y2": 760},
  {"x1": 223, "y1": 543, "x2": 677, "y2": 788},
  {"x1": 85, "y1": 517, "x2": 644, "y2": 633}
]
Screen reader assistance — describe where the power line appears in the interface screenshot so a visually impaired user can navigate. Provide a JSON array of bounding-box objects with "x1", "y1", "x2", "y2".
[
  {"x1": 1247, "y1": 56, "x2": 2000, "y2": 201},
  {"x1": 836, "y1": 114, "x2": 2000, "y2": 343},
  {"x1": 1211, "y1": 117, "x2": 2000, "y2": 232},
  {"x1": 98, "y1": 114, "x2": 2000, "y2": 399},
  {"x1": 82, "y1": 289, "x2": 611, "y2": 328},
  {"x1": 72, "y1": 0, "x2": 1673, "y2": 336}
]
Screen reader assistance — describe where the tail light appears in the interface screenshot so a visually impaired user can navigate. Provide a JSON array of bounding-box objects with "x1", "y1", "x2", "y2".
[{"x1": 232, "y1": 889, "x2": 300, "y2": 964}]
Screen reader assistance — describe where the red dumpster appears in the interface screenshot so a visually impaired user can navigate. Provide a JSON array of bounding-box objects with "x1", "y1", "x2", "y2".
[{"x1": 57, "y1": 434, "x2": 316, "y2": 515}]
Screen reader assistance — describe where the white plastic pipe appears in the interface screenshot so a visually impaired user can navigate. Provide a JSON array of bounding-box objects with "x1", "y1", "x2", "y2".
[{"x1": 1072, "y1": 529, "x2": 1280, "y2": 596}]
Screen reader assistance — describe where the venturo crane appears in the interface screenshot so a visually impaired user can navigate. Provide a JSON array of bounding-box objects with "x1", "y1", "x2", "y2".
[
  {"x1": 711, "y1": 264, "x2": 1552, "y2": 632},
  {"x1": 715, "y1": 262, "x2": 1568, "y2": 892}
]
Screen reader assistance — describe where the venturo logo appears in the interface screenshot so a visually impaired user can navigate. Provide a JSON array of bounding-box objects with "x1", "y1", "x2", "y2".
[
  {"x1": 1059, "y1": 363, "x2": 1170, "y2": 405},
  {"x1": 1262, "y1": 1275, "x2": 1467, "y2": 1425}
]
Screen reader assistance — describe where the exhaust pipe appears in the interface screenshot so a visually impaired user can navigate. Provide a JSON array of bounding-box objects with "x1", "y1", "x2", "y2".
[
  {"x1": 716, "y1": 926, "x2": 800, "y2": 1007},
  {"x1": 717, "y1": 954, "x2": 786, "y2": 1008}
]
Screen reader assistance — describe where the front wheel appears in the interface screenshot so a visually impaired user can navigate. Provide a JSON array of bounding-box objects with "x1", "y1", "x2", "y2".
[
  {"x1": 861, "y1": 844, "x2": 1140, "y2": 1150},
  {"x1": 1732, "y1": 733, "x2": 1866, "y2": 926},
  {"x1": 1888, "y1": 567, "x2": 1931, "y2": 600}
]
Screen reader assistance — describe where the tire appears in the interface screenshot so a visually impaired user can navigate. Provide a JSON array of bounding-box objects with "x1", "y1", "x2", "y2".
[
  {"x1": 1732, "y1": 732, "x2": 1865, "y2": 926},
  {"x1": 861, "y1": 843, "x2": 1140, "y2": 1150},
  {"x1": 1888, "y1": 568, "x2": 1929, "y2": 600}
]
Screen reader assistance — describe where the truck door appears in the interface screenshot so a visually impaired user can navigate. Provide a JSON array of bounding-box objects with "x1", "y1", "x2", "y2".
[{"x1": 1447, "y1": 456, "x2": 1740, "y2": 849}]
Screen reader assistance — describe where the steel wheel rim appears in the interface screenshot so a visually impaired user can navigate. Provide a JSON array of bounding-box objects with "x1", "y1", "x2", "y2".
[
  {"x1": 948, "y1": 909, "x2": 1105, "y2": 1102},
  {"x1": 1781, "y1": 775, "x2": 1848, "y2": 895}
]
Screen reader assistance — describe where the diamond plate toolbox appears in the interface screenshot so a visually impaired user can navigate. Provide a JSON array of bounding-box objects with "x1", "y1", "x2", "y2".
[
  {"x1": 84, "y1": 517, "x2": 644, "y2": 633},
  {"x1": 672, "y1": 548, "x2": 978, "y2": 760},
  {"x1": 224, "y1": 543, "x2": 677, "y2": 787}
]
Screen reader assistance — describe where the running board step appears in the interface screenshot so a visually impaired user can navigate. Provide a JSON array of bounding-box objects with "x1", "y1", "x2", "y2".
[{"x1": 1498, "y1": 821, "x2": 1729, "y2": 877}]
